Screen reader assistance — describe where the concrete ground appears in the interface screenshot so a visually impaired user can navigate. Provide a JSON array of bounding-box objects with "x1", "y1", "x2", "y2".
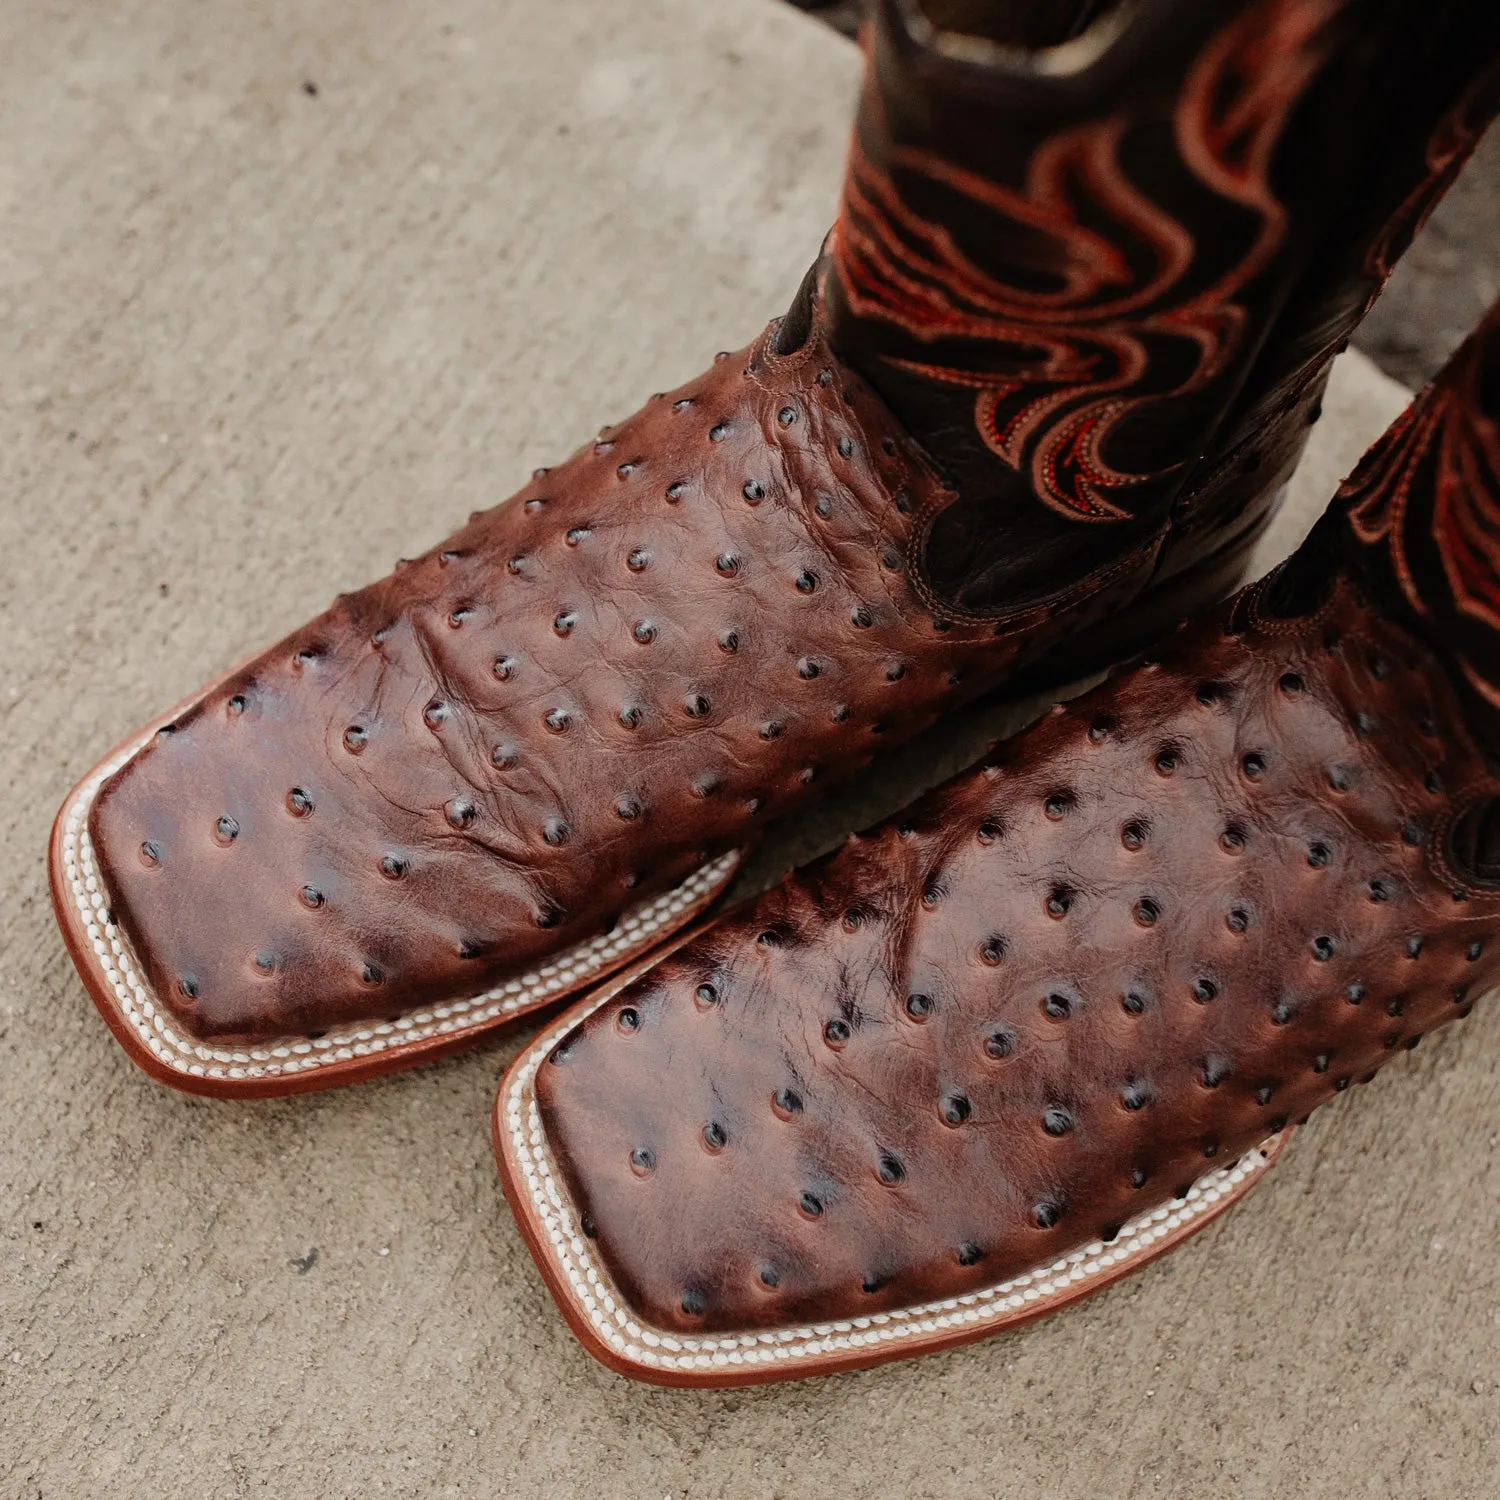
[{"x1": 1, "y1": 2, "x2": 1496, "y2": 1496}]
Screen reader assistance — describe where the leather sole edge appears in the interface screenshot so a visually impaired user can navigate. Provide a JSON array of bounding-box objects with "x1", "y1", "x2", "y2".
[{"x1": 48, "y1": 707, "x2": 742, "y2": 1099}]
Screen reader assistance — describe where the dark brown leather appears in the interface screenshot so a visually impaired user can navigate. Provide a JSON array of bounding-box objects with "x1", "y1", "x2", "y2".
[
  {"x1": 90, "y1": 319, "x2": 1210, "y2": 1045},
  {"x1": 1333, "y1": 297, "x2": 1500, "y2": 748},
  {"x1": 824, "y1": 0, "x2": 1500, "y2": 614},
  {"x1": 535, "y1": 573, "x2": 1500, "y2": 1337}
]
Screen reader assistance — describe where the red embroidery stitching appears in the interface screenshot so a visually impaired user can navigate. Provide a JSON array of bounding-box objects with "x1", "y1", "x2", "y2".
[
  {"x1": 1341, "y1": 320, "x2": 1500, "y2": 709},
  {"x1": 831, "y1": 0, "x2": 1336, "y2": 523}
]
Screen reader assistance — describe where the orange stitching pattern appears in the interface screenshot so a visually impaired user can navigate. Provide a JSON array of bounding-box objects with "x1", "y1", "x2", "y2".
[{"x1": 830, "y1": 0, "x2": 1338, "y2": 526}]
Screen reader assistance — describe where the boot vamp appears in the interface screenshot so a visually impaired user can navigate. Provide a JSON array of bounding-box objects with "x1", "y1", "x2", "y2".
[
  {"x1": 536, "y1": 577, "x2": 1500, "y2": 1335},
  {"x1": 87, "y1": 323, "x2": 1015, "y2": 1043}
]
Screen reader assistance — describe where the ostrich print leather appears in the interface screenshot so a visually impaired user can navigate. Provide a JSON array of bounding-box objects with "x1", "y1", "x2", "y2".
[
  {"x1": 531, "y1": 573, "x2": 1500, "y2": 1340},
  {"x1": 73, "y1": 317, "x2": 1192, "y2": 1056}
]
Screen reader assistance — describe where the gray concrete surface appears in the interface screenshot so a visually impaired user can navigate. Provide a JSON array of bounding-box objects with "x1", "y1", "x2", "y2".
[{"x1": 1, "y1": 3, "x2": 1497, "y2": 1497}]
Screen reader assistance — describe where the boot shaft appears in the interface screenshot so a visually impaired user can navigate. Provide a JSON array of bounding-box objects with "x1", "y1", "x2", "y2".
[
  {"x1": 1334, "y1": 297, "x2": 1500, "y2": 744},
  {"x1": 824, "y1": 0, "x2": 1500, "y2": 614}
]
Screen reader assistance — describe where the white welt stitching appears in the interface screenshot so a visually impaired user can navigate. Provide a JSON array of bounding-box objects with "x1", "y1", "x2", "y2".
[
  {"x1": 62, "y1": 747, "x2": 740, "y2": 1083},
  {"x1": 504, "y1": 984, "x2": 1282, "y2": 1374}
]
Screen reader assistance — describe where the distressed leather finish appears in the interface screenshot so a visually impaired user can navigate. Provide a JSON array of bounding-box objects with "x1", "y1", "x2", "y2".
[
  {"x1": 535, "y1": 572, "x2": 1500, "y2": 1337},
  {"x1": 87, "y1": 320, "x2": 1187, "y2": 1045}
]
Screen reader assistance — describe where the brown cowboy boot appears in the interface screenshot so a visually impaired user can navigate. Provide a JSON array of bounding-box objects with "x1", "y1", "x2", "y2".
[
  {"x1": 499, "y1": 296, "x2": 1500, "y2": 1387},
  {"x1": 52, "y1": 0, "x2": 1500, "y2": 1094}
]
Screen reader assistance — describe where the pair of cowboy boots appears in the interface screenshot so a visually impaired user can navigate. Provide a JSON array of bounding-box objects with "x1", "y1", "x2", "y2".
[{"x1": 51, "y1": 0, "x2": 1500, "y2": 1385}]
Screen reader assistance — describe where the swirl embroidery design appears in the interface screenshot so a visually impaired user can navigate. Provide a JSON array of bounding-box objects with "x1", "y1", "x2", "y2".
[
  {"x1": 831, "y1": 0, "x2": 1335, "y2": 523},
  {"x1": 1341, "y1": 327, "x2": 1500, "y2": 711}
]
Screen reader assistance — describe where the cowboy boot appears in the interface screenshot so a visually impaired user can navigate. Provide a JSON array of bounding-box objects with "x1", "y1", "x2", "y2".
[
  {"x1": 52, "y1": 0, "x2": 1500, "y2": 1094},
  {"x1": 498, "y1": 295, "x2": 1500, "y2": 1386}
]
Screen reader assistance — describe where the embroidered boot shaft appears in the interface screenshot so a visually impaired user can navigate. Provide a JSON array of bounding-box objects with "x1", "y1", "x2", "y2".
[{"x1": 814, "y1": 0, "x2": 1500, "y2": 614}]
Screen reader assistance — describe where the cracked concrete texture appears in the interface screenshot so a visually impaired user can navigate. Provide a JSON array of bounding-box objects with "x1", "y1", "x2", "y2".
[{"x1": 1, "y1": 2, "x2": 1497, "y2": 1497}]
